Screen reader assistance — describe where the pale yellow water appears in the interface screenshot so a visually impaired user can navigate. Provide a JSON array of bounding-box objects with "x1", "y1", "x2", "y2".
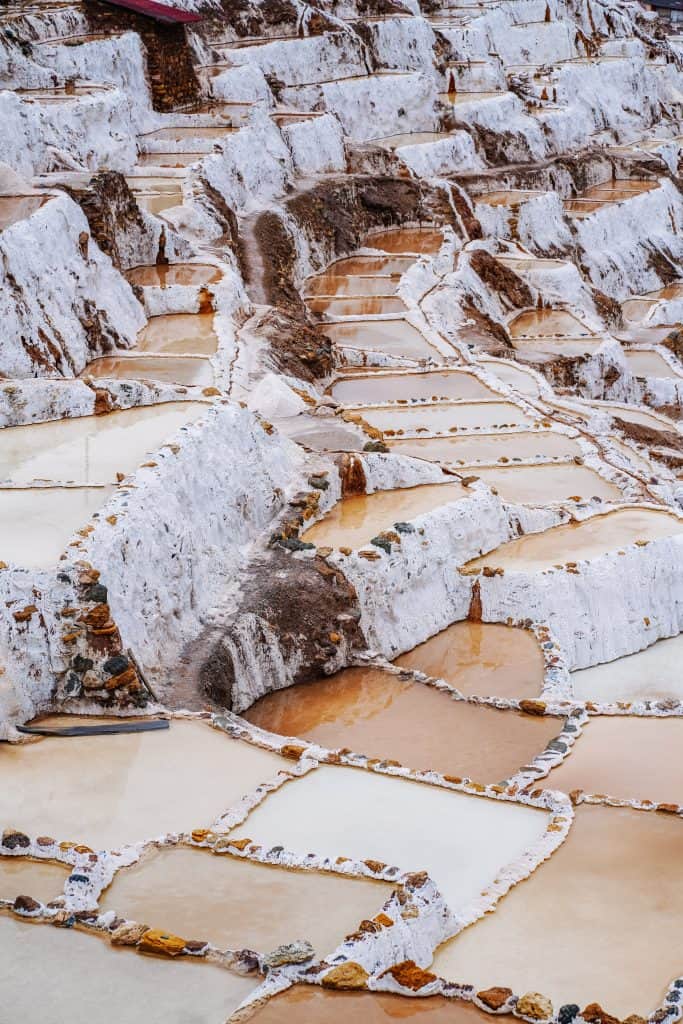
[
  {"x1": 126, "y1": 265, "x2": 222, "y2": 288},
  {"x1": 80, "y1": 356, "x2": 214, "y2": 387},
  {"x1": 357, "y1": 401, "x2": 535, "y2": 433},
  {"x1": 133, "y1": 193, "x2": 184, "y2": 215},
  {"x1": 102, "y1": 847, "x2": 393, "y2": 957},
  {"x1": 313, "y1": 256, "x2": 415, "y2": 278},
  {"x1": 137, "y1": 314, "x2": 217, "y2": 356},
  {"x1": 365, "y1": 227, "x2": 443, "y2": 254},
  {"x1": 468, "y1": 463, "x2": 621, "y2": 504},
  {"x1": 0, "y1": 195, "x2": 48, "y2": 231},
  {"x1": 0, "y1": 403, "x2": 206, "y2": 485},
  {"x1": 306, "y1": 276, "x2": 399, "y2": 298},
  {"x1": 465, "y1": 508, "x2": 683, "y2": 572},
  {"x1": 512, "y1": 337, "x2": 604, "y2": 357},
  {"x1": 595, "y1": 402, "x2": 678, "y2": 431},
  {"x1": 330, "y1": 371, "x2": 495, "y2": 404},
  {"x1": 433, "y1": 803, "x2": 683, "y2": 1017},
  {"x1": 0, "y1": 916, "x2": 256, "y2": 1024},
  {"x1": 247, "y1": 989, "x2": 490, "y2": 1023},
  {"x1": 546, "y1": 716, "x2": 683, "y2": 805},
  {"x1": 394, "y1": 621, "x2": 545, "y2": 699},
  {"x1": 302, "y1": 482, "x2": 467, "y2": 549},
  {"x1": 572, "y1": 633, "x2": 683, "y2": 702},
  {"x1": 510, "y1": 309, "x2": 593, "y2": 338},
  {"x1": 479, "y1": 358, "x2": 542, "y2": 397},
  {"x1": 324, "y1": 320, "x2": 439, "y2": 359},
  {"x1": 0, "y1": 857, "x2": 68, "y2": 903},
  {"x1": 231, "y1": 765, "x2": 550, "y2": 912},
  {"x1": 390, "y1": 431, "x2": 580, "y2": 464},
  {"x1": 624, "y1": 350, "x2": 681, "y2": 377},
  {"x1": 0, "y1": 485, "x2": 113, "y2": 567},
  {"x1": 0, "y1": 718, "x2": 289, "y2": 850},
  {"x1": 308, "y1": 296, "x2": 407, "y2": 316},
  {"x1": 244, "y1": 665, "x2": 559, "y2": 779}
]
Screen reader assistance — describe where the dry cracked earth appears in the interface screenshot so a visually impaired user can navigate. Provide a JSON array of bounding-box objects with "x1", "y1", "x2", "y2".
[{"x1": 3, "y1": 0, "x2": 683, "y2": 1020}]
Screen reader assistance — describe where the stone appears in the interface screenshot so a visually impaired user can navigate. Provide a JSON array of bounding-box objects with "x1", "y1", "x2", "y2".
[
  {"x1": 581, "y1": 1004, "x2": 620, "y2": 1024},
  {"x1": 380, "y1": 961, "x2": 437, "y2": 991},
  {"x1": 558, "y1": 1005, "x2": 580, "y2": 1024},
  {"x1": 517, "y1": 992, "x2": 553, "y2": 1019},
  {"x1": 2, "y1": 829, "x2": 30, "y2": 850},
  {"x1": 519, "y1": 700, "x2": 547, "y2": 717},
  {"x1": 102, "y1": 654, "x2": 129, "y2": 677},
  {"x1": 478, "y1": 987, "x2": 513, "y2": 1010},
  {"x1": 322, "y1": 962, "x2": 369, "y2": 990},
  {"x1": 110, "y1": 922, "x2": 149, "y2": 946},
  {"x1": 13, "y1": 895, "x2": 41, "y2": 913},
  {"x1": 137, "y1": 928, "x2": 186, "y2": 957},
  {"x1": 264, "y1": 941, "x2": 315, "y2": 968},
  {"x1": 83, "y1": 583, "x2": 108, "y2": 603}
]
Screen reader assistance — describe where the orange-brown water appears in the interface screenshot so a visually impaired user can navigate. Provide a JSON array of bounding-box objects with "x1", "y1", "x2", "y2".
[
  {"x1": 469, "y1": 463, "x2": 621, "y2": 504},
  {"x1": 243, "y1": 665, "x2": 559, "y2": 780},
  {"x1": 433, "y1": 803, "x2": 683, "y2": 1017},
  {"x1": 0, "y1": 857, "x2": 68, "y2": 903},
  {"x1": 137, "y1": 314, "x2": 217, "y2": 356},
  {"x1": 301, "y1": 482, "x2": 467, "y2": 549},
  {"x1": 101, "y1": 847, "x2": 393, "y2": 957},
  {"x1": 125, "y1": 264, "x2": 222, "y2": 288},
  {"x1": 465, "y1": 508, "x2": 683, "y2": 572},
  {"x1": 311, "y1": 255, "x2": 415, "y2": 278},
  {"x1": 306, "y1": 275, "x2": 399, "y2": 298},
  {"x1": 0, "y1": 195, "x2": 48, "y2": 231},
  {"x1": 330, "y1": 371, "x2": 495, "y2": 404},
  {"x1": 80, "y1": 356, "x2": 214, "y2": 387},
  {"x1": 545, "y1": 716, "x2": 683, "y2": 805},
  {"x1": 509, "y1": 309, "x2": 592, "y2": 338},
  {"x1": 365, "y1": 227, "x2": 443, "y2": 254},
  {"x1": 246, "y1": 988, "x2": 490, "y2": 1022},
  {"x1": 308, "y1": 295, "x2": 407, "y2": 316},
  {"x1": 323, "y1": 320, "x2": 439, "y2": 359},
  {"x1": 393, "y1": 621, "x2": 545, "y2": 698},
  {"x1": 389, "y1": 431, "x2": 580, "y2": 464}
]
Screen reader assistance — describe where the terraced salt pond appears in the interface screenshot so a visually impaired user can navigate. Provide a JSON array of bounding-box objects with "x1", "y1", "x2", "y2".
[
  {"x1": 571, "y1": 633, "x2": 683, "y2": 702},
  {"x1": 330, "y1": 370, "x2": 496, "y2": 404},
  {"x1": 137, "y1": 314, "x2": 217, "y2": 356},
  {"x1": 546, "y1": 716, "x2": 683, "y2": 805},
  {"x1": 433, "y1": 804, "x2": 683, "y2": 1017},
  {"x1": 0, "y1": 485, "x2": 113, "y2": 567},
  {"x1": 393, "y1": 621, "x2": 545, "y2": 698},
  {"x1": 479, "y1": 358, "x2": 543, "y2": 396},
  {"x1": 0, "y1": 718, "x2": 288, "y2": 850},
  {"x1": 323, "y1": 320, "x2": 439, "y2": 360},
  {"x1": 623, "y1": 349, "x2": 682, "y2": 377},
  {"x1": 244, "y1": 665, "x2": 560, "y2": 778},
  {"x1": 365, "y1": 227, "x2": 443, "y2": 254},
  {"x1": 465, "y1": 507, "x2": 683, "y2": 572},
  {"x1": 101, "y1": 847, "x2": 393, "y2": 958},
  {"x1": 229, "y1": 766, "x2": 550, "y2": 911},
  {"x1": 355, "y1": 401, "x2": 535, "y2": 434},
  {"x1": 467, "y1": 463, "x2": 622, "y2": 504},
  {"x1": 301, "y1": 482, "x2": 468, "y2": 549},
  {"x1": 0, "y1": 403, "x2": 207, "y2": 485},
  {"x1": 509, "y1": 309, "x2": 593, "y2": 338},
  {"x1": 0, "y1": 857, "x2": 68, "y2": 903},
  {"x1": 0, "y1": 917, "x2": 256, "y2": 1024},
  {"x1": 308, "y1": 296, "x2": 407, "y2": 317},
  {"x1": 0, "y1": 194, "x2": 49, "y2": 231},
  {"x1": 389, "y1": 431, "x2": 581, "y2": 464},
  {"x1": 248, "y1": 989, "x2": 489, "y2": 1022},
  {"x1": 80, "y1": 356, "x2": 214, "y2": 387},
  {"x1": 125, "y1": 264, "x2": 222, "y2": 288}
]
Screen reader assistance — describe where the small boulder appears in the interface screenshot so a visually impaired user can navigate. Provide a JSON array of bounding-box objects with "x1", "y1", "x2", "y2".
[
  {"x1": 321, "y1": 961, "x2": 369, "y2": 990},
  {"x1": 264, "y1": 941, "x2": 314, "y2": 969},
  {"x1": 478, "y1": 987, "x2": 513, "y2": 1011},
  {"x1": 517, "y1": 992, "x2": 553, "y2": 1020}
]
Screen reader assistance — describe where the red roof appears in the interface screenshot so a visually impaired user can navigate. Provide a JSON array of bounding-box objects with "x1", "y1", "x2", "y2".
[{"x1": 99, "y1": 0, "x2": 203, "y2": 23}]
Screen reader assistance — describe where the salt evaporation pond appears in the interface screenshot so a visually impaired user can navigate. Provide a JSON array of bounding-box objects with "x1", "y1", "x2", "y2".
[
  {"x1": 594, "y1": 402, "x2": 677, "y2": 431},
  {"x1": 432, "y1": 804, "x2": 683, "y2": 1017},
  {"x1": 390, "y1": 431, "x2": 581, "y2": 464},
  {"x1": 136, "y1": 152, "x2": 205, "y2": 168},
  {"x1": 479, "y1": 358, "x2": 543, "y2": 396},
  {"x1": 623, "y1": 350, "x2": 682, "y2": 377},
  {"x1": 301, "y1": 482, "x2": 468, "y2": 549},
  {"x1": 465, "y1": 508, "x2": 683, "y2": 572},
  {"x1": 357, "y1": 401, "x2": 535, "y2": 433},
  {"x1": 307, "y1": 255, "x2": 415, "y2": 286},
  {"x1": 366, "y1": 227, "x2": 443, "y2": 254},
  {"x1": 0, "y1": 195, "x2": 48, "y2": 231},
  {"x1": 0, "y1": 916, "x2": 256, "y2": 1024},
  {"x1": 546, "y1": 716, "x2": 683, "y2": 805},
  {"x1": 308, "y1": 295, "x2": 407, "y2": 316},
  {"x1": 0, "y1": 718, "x2": 288, "y2": 850},
  {"x1": 137, "y1": 314, "x2": 217, "y2": 356},
  {"x1": 140, "y1": 126, "x2": 238, "y2": 142},
  {"x1": 469, "y1": 463, "x2": 621, "y2": 504},
  {"x1": 126, "y1": 264, "x2": 222, "y2": 288},
  {"x1": 323, "y1": 320, "x2": 439, "y2": 359},
  {"x1": 0, "y1": 857, "x2": 68, "y2": 903},
  {"x1": 101, "y1": 847, "x2": 394, "y2": 958},
  {"x1": 0, "y1": 403, "x2": 207, "y2": 485},
  {"x1": 393, "y1": 621, "x2": 546, "y2": 699},
  {"x1": 306, "y1": 276, "x2": 400, "y2": 298},
  {"x1": 230, "y1": 766, "x2": 549, "y2": 911},
  {"x1": 509, "y1": 309, "x2": 593, "y2": 338},
  {"x1": 330, "y1": 370, "x2": 496, "y2": 404},
  {"x1": 244, "y1": 665, "x2": 560, "y2": 779},
  {"x1": 248, "y1": 988, "x2": 490, "y2": 1022},
  {"x1": 571, "y1": 633, "x2": 683, "y2": 702},
  {"x1": 0, "y1": 485, "x2": 113, "y2": 568},
  {"x1": 81, "y1": 356, "x2": 214, "y2": 387}
]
